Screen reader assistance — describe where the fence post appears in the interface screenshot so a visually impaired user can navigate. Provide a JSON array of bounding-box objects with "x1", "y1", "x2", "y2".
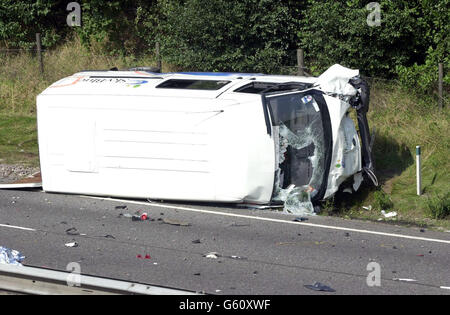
[
  {"x1": 36, "y1": 33, "x2": 44, "y2": 75},
  {"x1": 297, "y1": 48, "x2": 305, "y2": 76},
  {"x1": 438, "y1": 63, "x2": 443, "y2": 110},
  {"x1": 155, "y1": 42, "x2": 162, "y2": 72}
]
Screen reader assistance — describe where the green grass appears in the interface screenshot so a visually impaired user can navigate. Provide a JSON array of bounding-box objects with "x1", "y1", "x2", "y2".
[
  {"x1": 0, "y1": 115, "x2": 39, "y2": 166},
  {"x1": 0, "y1": 39, "x2": 448, "y2": 228}
]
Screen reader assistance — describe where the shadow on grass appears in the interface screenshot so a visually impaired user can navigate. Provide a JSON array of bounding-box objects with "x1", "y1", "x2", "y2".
[
  {"x1": 372, "y1": 132, "x2": 414, "y2": 182},
  {"x1": 319, "y1": 133, "x2": 415, "y2": 215}
]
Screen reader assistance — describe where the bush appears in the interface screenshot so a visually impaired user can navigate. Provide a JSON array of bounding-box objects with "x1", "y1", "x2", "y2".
[
  {"x1": 157, "y1": 0, "x2": 302, "y2": 73},
  {"x1": 0, "y1": 0, "x2": 68, "y2": 49},
  {"x1": 425, "y1": 193, "x2": 450, "y2": 219},
  {"x1": 373, "y1": 190, "x2": 393, "y2": 210},
  {"x1": 298, "y1": 0, "x2": 447, "y2": 78},
  {"x1": 75, "y1": 0, "x2": 158, "y2": 56}
]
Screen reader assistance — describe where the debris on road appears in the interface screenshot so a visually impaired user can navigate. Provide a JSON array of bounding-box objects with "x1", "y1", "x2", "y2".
[
  {"x1": 229, "y1": 255, "x2": 248, "y2": 260},
  {"x1": 192, "y1": 239, "x2": 202, "y2": 244},
  {"x1": 293, "y1": 217, "x2": 309, "y2": 222},
  {"x1": 229, "y1": 222, "x2": 250, "y2": 227},
  {"x1": 115, "y1": 205, "x2": 128, "y2": 210},
  {"x1": 0, "y1": 246, "x2": 25, "y2": 266},
  {"x1": 274, "y1": 184, "x2": 316, "y2": 216},
  {"x1": 64, "y1": 242, "x2": 79, "y2": 248},
  {"x1": 118, "y1": 211, "x2": 153, "y2": 222},
  {"x1": 393, "y1": 278, "x2": 417, "y2": 282},
  {"x1": 65, "y1": 227, "x2": 80, "y2": 236},
  {"x1": 304, "y1": 282, "x2": 336, "y2": 293},
  {"x1": 162, "y1": 218, "x2": 191, "y2": 226},
  {"x1": 204, "y1": 252, "x2": 221, "y2": 259}
]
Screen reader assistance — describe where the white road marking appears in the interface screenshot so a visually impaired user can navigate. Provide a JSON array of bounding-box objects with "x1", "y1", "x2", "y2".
[
  {"x1": 0, "y1": 224, "x2": 36, "y2": 232},
  {"x1": 441, "y1": 286, "x2": 450, "y2": 290},
  {"x1": 85, "y1": 196, "x2": 450, "y2": 245}
]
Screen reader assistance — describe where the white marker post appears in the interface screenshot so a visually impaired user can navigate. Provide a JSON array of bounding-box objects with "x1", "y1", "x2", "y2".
[{"x1": 416, "y1": 146, "x2": 422, "y2": 196}]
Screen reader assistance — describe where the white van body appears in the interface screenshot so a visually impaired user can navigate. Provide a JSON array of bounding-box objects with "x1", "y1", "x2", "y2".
[{"x1": 37, "y1": 65, "x2": 371, "y2": 207}]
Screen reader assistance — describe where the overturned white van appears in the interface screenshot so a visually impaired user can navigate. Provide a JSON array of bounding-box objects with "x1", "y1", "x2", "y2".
[{"x1": 37, "y1": 64, "x2": 377, "y2": 215}]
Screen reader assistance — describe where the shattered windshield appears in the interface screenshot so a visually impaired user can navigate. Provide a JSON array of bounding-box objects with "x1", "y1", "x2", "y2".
[{"x1": 267, "y1": 93, "x2": 328, "y2": 215}]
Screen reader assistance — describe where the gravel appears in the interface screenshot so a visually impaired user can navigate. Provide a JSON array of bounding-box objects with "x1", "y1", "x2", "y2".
[{"x1": 0, "y1": 164, "x2": 40, "y2": 184}]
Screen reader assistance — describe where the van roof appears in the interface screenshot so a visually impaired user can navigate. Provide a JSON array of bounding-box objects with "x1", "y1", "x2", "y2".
[{"x1": 41, "y1": 70, "x2": 318, "y2": 98}]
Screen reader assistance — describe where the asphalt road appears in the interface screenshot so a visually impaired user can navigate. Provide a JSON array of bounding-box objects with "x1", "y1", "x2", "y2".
[{"x1": 0, "y1": 188, "x2": 449, "y2": 295}]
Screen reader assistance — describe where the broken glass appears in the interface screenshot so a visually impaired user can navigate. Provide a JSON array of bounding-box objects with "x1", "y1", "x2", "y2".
[{"x1": 268, "y1": 93, "x2": 326, "y2": 215}]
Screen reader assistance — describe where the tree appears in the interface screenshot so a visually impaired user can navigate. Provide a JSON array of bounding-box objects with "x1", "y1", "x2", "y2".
[{"x1": 157, "y1": 0, "x2": 303, "y2": 73}]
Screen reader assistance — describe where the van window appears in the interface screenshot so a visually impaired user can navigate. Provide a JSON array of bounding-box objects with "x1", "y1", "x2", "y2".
[
  {"x1": 156, "y1": 79, "x2": 230, "y2": 90},
  {"x1": 235, "y1": 82, "x2": 313, "y2": 94},
  {"x1": 267, "y1": 93, "x2": 330, "y2": 199}
]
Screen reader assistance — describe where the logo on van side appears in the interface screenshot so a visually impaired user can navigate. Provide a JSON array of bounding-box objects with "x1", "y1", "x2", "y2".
[{"x1": 126, "y1": 80, "x2": 149, "y2": 88}]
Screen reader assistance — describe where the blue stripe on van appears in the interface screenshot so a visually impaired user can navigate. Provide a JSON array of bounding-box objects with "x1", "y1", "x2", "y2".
[{"x1": 169, "y1": 72, "x2": 264, "y2": 77}]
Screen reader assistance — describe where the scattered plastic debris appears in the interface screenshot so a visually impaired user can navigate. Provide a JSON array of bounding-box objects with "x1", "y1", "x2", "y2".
[
  {"x1": 293, "y1": 217, "x2": 309, "y2": 222},
  {"x1": 66, "y1": 227, "x2": 80, "y2": 236},
  {"x1": 353, "y1": 173, "x2": 363, "y2": 191},
  {"x1": 362, "y1": 206, "x2": 372, "y2": 211},
  {"x1": 0, "y1": 246, "x2": 25, "y2": 266},
  {"x1": 131, "y1": 214, "x2": 152, "y2": 222},
  {"x1": 65, "y1": 242, "x2": 79, "y2": 248},
  {"x1": 343, "y1": 188, "x2": 353, "y2": 194},
  {"x1": 137, "y1": 254, "x2": 151, "y2": 259},
  {"x1": 304, "y1": 282, "x2": 336, "y2": 293},
  {"x1": 229, "y1": 255, "x2": 247, "y2": 260},
  {"x1": 381, "y1": 210, "x2": 397, "y2": 218},
  {"x1": 162, "y1": 218, "x2": 191, "y2": 226},
  {"x1": 204, "y1": 252, "x2": 220, "y2": 259},
  {"x1": 393, "y1": 278, "x2": 417, "y2": 282}
]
